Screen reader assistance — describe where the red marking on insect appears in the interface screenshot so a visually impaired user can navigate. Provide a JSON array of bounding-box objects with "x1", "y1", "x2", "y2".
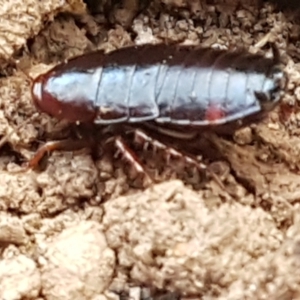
[{"x1": 205, "y1": 104, "x2": 226, "y2": 122}]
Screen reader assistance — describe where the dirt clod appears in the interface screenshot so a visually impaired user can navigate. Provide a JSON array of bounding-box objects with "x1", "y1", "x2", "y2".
[
  {"x1": 0, "y1": 254, "x2": 41, "y2": 300},
  {"x1": 39, "y1": 221, "x2": 115, "y2": 300},
  {"x1": 103, "y1": 180, "x2": 282, "y2": 297}
]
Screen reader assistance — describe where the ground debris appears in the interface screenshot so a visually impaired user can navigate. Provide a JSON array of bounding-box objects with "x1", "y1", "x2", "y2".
[
  {"x1": 0, "y1": 253, "x2": 41, "y2": 300},
  {"x1": 103, "y1": 181, "x2": 282, "y2": 296},
  {"x1": 39, "y1": 221, "x2": 115, "y2": 300}
]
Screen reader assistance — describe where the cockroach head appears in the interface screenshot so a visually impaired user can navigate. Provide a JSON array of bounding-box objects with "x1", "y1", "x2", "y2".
[
  {"x1": 31, "y1": 74, "x2": 60, "y2": 118},
  {"x1": 31, "y1": 71, "x2": 97, "y2": 123},
  {"x1": 31, "y1": 75, "x2": 44, "y2": 109}
]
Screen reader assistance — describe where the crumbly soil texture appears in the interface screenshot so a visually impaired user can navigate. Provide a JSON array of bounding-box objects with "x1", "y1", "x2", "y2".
[{"x1": 1, "y1": 0, "x2": 300, "y2": 299}]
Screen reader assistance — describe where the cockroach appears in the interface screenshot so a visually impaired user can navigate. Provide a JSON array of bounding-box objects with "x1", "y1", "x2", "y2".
[
  {"x1": 32, "y1": 43, "x2": 286, "y2": 126},
  {"x1": 26, "y1": 43, "x2": 287, "y2": 185}
]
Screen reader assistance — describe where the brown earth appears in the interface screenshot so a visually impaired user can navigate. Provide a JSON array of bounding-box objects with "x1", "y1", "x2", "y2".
[{"x1": 0, "y1": 0, "x2": 300, "y2": 299}]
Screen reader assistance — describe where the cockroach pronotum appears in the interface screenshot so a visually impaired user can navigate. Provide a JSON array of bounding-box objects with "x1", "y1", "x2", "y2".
[{"x1": 24, "y1": 43, "x2": 287, "y2": 185}]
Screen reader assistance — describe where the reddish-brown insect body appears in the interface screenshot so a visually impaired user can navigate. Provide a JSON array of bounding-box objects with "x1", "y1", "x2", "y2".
[
  {"x1": 28, "y1": 43, "x2": 287, "y2": 185},
  {"x1": 31, "y1": 43, "x2": 287, "y2": 129}
]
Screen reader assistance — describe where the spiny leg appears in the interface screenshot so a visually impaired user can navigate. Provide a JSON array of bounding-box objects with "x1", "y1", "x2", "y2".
[
  {"x1": 133, "y1": 128, "x2": 225, "y2": 189},
  {"x1": 24, "y1": 123, "x2": 100, "y2": 169},
  {"x1": 113, "y1": 136, "x2": 153, "y2": 186},
  {"x1": 26, "y1": 138, "x2": 96, "y2": 169},
  {"x1": 28, "y1": 134, "x2": 154, "y2": 186},
  {"x1": 134, "y1": 129, "x2": 205, "y2": 168},
  {"x1": 24, "y1": 126, "x2": 151, "y2": 188}
]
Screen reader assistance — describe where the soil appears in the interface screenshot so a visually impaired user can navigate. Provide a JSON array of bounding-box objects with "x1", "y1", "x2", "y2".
[{"x1": 1, "y1": 0, "x2": 300, "y2": 299}]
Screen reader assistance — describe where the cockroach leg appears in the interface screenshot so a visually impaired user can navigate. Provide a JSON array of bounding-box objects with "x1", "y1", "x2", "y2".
[
  {"x1": 253, "y1": 33, "x2": 272, "y2": 50},
  {"x1": 113, "y1": 136, "x2": 153, "y2": 186},
  {"x1": 134, "y1": 129, "x2": 205, "y2": 168},
  {"x1": 133, "y1": 129, "x2": 225, "y2": 190},
  {"x1": 26, "y1": 138, "x2": 95, "y2": 169},
  {"x1": 144, "y1": 122, "x2": 198, "y2": 140}
]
